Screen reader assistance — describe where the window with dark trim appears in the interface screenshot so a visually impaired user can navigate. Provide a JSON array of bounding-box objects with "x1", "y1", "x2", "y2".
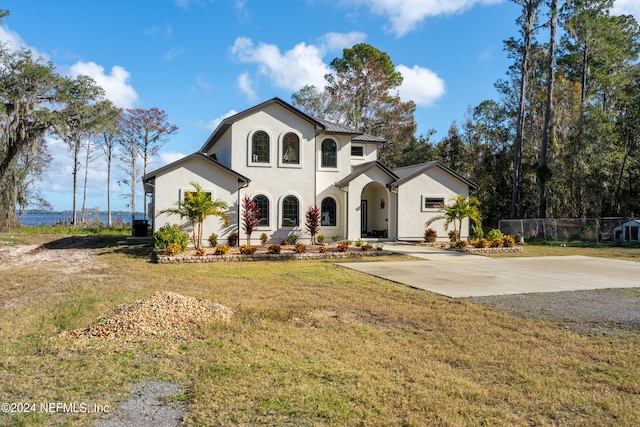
[
  {"x1": 321, "y1": 197, "x2": 336, "y2": 226},
  {"x1": 321, "y1": 139, "x2": 337, "y2": 168},
  {"x1": 351, "y1": 145, "x2": 364, "y2": 157},
  {"x1": 423, "y1": 197, "x2": 445, "y2": 209},
  {"x1": 253, "y1": 195, "x2": 269, "y2": 226},
  {"x1": 282, "y1": 132, "x2": 299, "y2": 164},
  {"x1": 282, "y1": 195, "x2": 299, "y2": 226},
  {"x1": 252, "y1": 131, "x2": 269, "y2": 163}
]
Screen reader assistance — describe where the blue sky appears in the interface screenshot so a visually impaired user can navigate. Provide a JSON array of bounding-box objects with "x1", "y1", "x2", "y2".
[{"x1": 2, "y1": 0, "x2": 639, "y2": 212}]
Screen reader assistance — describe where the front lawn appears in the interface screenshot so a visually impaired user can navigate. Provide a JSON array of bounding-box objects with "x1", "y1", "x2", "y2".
[{"x1": 0, "y1": 233, "x2": 638, "y2": 425}]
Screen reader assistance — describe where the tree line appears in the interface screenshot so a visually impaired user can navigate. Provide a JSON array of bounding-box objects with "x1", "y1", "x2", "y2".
[
  {"x1": 3, "y1": 2, "x2": 639, "y2": 231},
  {"x1": 292, "y1": 0, "x2": 640, "y2": 229},
  {"x1": 0, "y1": 10, "x2": 177, "y2": 228}
]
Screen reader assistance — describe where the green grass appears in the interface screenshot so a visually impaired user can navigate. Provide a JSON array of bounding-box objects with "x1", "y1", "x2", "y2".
[
  {"x1": 494, "y1": 241, "x2": 640, "y2": 262},
  {"x1": 0, "y1": 231, "x2": 639, "y2": 425}
]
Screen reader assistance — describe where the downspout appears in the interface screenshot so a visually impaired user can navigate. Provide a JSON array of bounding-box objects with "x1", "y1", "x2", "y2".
[
  {"x1": 389, "y1": 185, "x2": 398, "y2": 241},
  {"x1": 237, "y1": 180, "x2": 249, "y2": 247},
  {"x1": 338, "y1": 185, "x2": 349, "y2": 240}
]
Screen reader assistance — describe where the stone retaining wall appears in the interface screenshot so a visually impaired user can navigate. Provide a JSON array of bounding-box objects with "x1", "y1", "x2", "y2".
[
  {"x1": 458, "y1": 246, "x2": 523, "y2": 254},
  {"x1": 155, "y1": 250, "x2": 393, "y2": 264}
]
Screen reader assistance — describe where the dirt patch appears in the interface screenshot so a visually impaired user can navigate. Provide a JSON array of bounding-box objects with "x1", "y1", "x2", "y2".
[
  {"x1": 0, "y1": 235, "x2": 105, "y2": 274},
  {"x1": 66, "y1": 291, "x2": 232, "y2": 342}
]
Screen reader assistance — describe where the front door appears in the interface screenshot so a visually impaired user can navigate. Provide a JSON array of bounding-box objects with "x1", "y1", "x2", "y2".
[{"x1": 361, "y1": 200, "x2": 368, "y2": 234}]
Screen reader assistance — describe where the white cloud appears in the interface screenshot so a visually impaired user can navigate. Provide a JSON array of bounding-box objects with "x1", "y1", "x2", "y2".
[
  {"x1": 0, "y1": 25, "x2": 48, "y2": 59},
  {"x1": 68, "y1": 62, "x2": 139, "y2": 108},
  {"x1": 206, "y1": 109, "x2": 238, "y2": 131},
  {"x1": 230, "y1": 37, "x2": 330, "y2": 92},
  {"x1": 143, "y1": 24, "x2": 173, "y2": 38},
  {"x1": 237, "y1": 72, "x2": 257, "y2": 102},
  {"x1": 396, "y1": 64, "x2": 445, "y2": 107},
  {"x1": 350, "y1": 0, "x2": 503, "y2": 37},
  {"x1": 319, "y1": 32, "x2": 368, "y2": 53},
  {"x1": 612, "y1": 0, "x2": 640, "y2": 21}
]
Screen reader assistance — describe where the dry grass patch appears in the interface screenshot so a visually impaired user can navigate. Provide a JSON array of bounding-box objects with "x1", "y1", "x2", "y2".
[{"x1": 0, "y1": 234, "x2": 639, "y2": 425}]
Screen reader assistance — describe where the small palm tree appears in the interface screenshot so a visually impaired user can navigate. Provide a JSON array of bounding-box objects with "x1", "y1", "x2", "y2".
[
  {"x1": 159, "y1": 182, "x2": 229, "y2": 250},
  {"x1": 425, "y1": 194, "x2": 482, "y2": 242}
]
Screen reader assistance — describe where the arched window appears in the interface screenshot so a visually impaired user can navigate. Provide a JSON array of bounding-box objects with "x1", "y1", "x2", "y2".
[
  {"x1": 282, "y1": 132, "x2": 299, "y2": 164},
  {"x1": 321, "y1": 139, "x2": 337, "y2": 168},
  {"x1": 282, "y1": 195, "x2": 299, "y2": 227},
  {"x1": 321, "y1": 197, "x2": 336, "y2": 226},
  {"x1": 253, "y1": 195, "x2": 269, "y2": 226},
  {"x1": 252, "y1": 131, "x2": 269, "y2": 163}
]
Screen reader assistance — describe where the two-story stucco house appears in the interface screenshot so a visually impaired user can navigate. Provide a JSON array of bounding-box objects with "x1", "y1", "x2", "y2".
[{"x1": 143, "y1": 97, "x2": 476, "y2": 245}]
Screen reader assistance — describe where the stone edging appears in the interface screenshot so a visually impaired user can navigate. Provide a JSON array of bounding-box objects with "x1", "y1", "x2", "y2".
[
  {"x1": 155, "y1": 250, "x2": 393, "y2": 264},
  {"x1": 457, "y1": 246, "x2": 523, "y2": 254}
]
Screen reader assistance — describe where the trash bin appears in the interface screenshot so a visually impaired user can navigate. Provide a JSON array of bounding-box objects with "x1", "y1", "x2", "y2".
[{"x1": 132, "y1": 219, "x2": 149, "y2": 237}]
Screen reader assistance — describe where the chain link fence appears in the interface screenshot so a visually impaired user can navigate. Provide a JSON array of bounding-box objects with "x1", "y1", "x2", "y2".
[{"x1": 498, "y1": 217, "x2": 640, "y2": 244}]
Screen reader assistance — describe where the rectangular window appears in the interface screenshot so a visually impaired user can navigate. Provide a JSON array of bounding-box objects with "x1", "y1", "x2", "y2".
[
  {"x1": 422, "y1": 197, "x2": 444, "y2": 210},
  {"x1": 351, "y1": 146, "x2": 364, "y2": 157}
]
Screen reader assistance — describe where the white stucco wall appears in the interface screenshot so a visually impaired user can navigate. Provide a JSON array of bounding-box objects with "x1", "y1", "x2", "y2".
[
  {"x1": 152, "y1": 156, "x2": 241, "y2": 247},
  {"x1": 396, "y1": 167, "x2": 471, "y2": 241}
]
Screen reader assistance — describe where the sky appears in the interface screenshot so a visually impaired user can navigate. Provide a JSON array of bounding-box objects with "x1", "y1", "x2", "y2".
[{"x1": 2, "y1": 0, "x2": 639, "y2": 213}]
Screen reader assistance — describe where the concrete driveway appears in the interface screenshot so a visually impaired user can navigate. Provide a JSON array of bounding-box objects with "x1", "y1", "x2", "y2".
[{"x1": 337, "y1": 242, "x2": 640, "y2": 298}]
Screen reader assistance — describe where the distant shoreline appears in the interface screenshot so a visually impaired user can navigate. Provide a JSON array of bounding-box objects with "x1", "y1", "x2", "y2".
[{"x1": 17, "y1": 212, "x2": 147, "y2": 226}]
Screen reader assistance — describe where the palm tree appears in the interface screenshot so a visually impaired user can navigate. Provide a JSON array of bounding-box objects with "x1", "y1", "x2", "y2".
[
  {"x1": 159, "y1": 181, "x2": 229, "y2": 250},
  {"x1": 425, "y1": 194, "x2": 482, "y2": 242}
]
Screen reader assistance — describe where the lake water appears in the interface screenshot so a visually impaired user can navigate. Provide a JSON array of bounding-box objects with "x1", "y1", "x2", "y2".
[{"x1": 18, "y1": 212, "x2": 147, "y2": 226}]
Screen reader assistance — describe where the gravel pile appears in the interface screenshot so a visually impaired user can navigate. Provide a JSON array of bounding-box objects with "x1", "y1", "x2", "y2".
[{"x1": 69, "y1": 291, "x2": 232, "y2": 342}]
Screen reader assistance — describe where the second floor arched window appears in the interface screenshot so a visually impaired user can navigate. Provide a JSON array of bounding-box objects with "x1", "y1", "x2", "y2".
[
  {"x1": 252, "y1": 131, "x2": 269, "y2": 163},
  {"x1": 321, "y1": 139, "x2": 337, "y2": 168}
]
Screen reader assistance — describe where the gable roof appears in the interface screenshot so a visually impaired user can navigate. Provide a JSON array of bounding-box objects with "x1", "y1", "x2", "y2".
[
  {"x1": 335, "y1": 161, "x2": 399, "y2": 187},
  {"x1": 143, "y1": 152, "x2": 250, "y2": 185},
  {"x1": 199, "y1": 97, "x2": 386, "y2": 153},
  {"x1": 390, "y1": 161, "x2": 477, "y2": 189}
]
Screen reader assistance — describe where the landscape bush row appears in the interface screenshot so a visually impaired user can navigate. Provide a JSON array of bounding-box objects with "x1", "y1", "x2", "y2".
[{"x1": 151, "y1": 224, "x2": 383, "y2": 256}]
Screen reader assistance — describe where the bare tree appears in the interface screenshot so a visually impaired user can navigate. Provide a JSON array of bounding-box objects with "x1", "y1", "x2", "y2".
[{"x1": 117, "y1": 108, "x2": 177, "y2": 221}]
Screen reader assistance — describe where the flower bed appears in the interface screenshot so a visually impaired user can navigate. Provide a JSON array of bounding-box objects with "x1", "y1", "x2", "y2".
[{"x1": 154, "y1": 243, "x2": 391, "y2": 263}]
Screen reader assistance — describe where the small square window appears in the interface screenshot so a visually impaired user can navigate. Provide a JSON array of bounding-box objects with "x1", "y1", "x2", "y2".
[
  {"x1": 351, "y1": 146, "x2": 364, "y2": 157},
  {"x1": 423, "y1": 197, "x2": 444, "y2": 209}
]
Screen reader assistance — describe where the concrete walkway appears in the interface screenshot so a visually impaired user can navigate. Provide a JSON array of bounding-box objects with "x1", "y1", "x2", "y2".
[{"x1": 337, "y1": 242, "x2": 640, "y2": 298}]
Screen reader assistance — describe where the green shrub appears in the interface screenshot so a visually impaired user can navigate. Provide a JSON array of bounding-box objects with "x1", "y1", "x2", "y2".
[
  {"x1": 486, "y1": 228, "x2": 504, "y2": 241},
  {"x1": 287, "y1": 234, "x2": 298, "y2": 245},
  {"x1": 227, "y1": 232, "x2": 238, "y2": 246},
  {"x1": 424, "y1": 228, "x2": 437, "y2": 242},
  {"x1": 267, "y1": 244, "x2": 281, "y2": 254},
  {"x1": 316, "y1": 234, "x2": 325, "y2": 244},
  {"x1": 214, "y1": 245, "x2": 230, "y2": 255},
  {"x1": 355, "y1": 238, "x2": 364, "y2": 247},
  {"x1": 331, "y1": 235, "x2": 341, "y2": 242},
  {"x1": 260, "y1": 233, "x2": 269, "y2": 245},
  {"x1": 239, "y1": 244, "x2": 257, "y2": 255},
  {"x1": 152, "y1": 224, "x2": 189, "y2": 252},
  {"x1": 294, "y1": 243, "x2": 306, "y2": 253},
  {"x1": 208, "y1": 233, "x2": 218, "y2": 247}
]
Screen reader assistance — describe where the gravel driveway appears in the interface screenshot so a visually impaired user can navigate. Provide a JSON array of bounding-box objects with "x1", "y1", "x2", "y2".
[{"x1": 465, "y1": 287, "x2": 640, "y2": 337}]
